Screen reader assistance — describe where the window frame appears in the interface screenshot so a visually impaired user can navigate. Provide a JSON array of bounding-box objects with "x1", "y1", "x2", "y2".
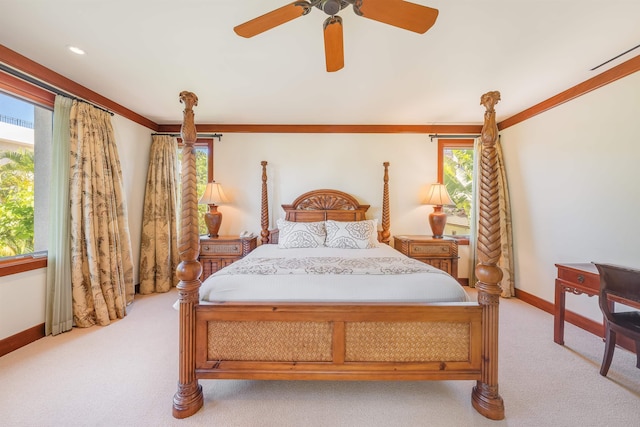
[
  {"x1": 438, "y1": 138, "x2": 474, "y2": 244},
  {"x1": 177, "y1": 137, "x2": 214, "y2": 182},
  {"x1": 176, "y1": 137, "x2": 216, "y2": 236},
  {"x1": 437, "y1": 138, "x2": 474, "y2": 183},
  {"x1": 0, "y1": 71, "x2": 54, "y2": 276},
  {"x1": 0, "y1": 254, "x2": 47, "y2": 277}
]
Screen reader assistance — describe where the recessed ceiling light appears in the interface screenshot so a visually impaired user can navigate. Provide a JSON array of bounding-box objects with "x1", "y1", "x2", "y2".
[{"x1": 68, "y1": 46, "x2": 86, "y2": 55}]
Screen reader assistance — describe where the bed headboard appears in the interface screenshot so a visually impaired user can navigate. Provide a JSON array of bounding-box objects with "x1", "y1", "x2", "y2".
[
  {"x1": 261, "y1": 162, "x2": 391, "y2": 245},
  {"x1": 282, "y1": 189, "x2": 369, "y2": 222}
]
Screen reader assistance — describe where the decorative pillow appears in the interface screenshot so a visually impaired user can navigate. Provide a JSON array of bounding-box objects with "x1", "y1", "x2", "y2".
[
  {"x1": 276, "y1": 218, "x2": 326, "y2": 248},
  {"x1": 325, "y1": 219, "x2": 379, "y2": 249}
]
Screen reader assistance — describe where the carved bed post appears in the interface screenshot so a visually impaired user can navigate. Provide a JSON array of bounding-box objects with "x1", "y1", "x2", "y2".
[
  {"x1": 172, "y1": 91, "x2": 204, "y2": 418},
  {"x1": 260, "y1": 161, "x2": 270, "y2": 244},
  {"x1": 381, "y1": 162, "x2": 391, "y2": 244},
  {"x1": 471, "y1": 90, "x2": 505, "y2": 420}
]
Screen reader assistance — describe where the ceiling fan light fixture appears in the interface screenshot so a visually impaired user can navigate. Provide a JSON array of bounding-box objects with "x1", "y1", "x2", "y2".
[{"x1": 321, "y1": 0, "x2": 345, "y2": 16}]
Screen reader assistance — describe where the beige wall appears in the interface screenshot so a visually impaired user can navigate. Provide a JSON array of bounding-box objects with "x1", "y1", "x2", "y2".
[
  {"x1": 213, "y1": 133, "x2": 471, "y2": 277},
  {"x1": 213, "y1": 133, "x2": 441, "y2": 238},
  {"x1": 0, "y1": 114, "x2": 151, "y2": 340},
  {"x1": 500, "y1": 71, "x2": 640, "y2": 322},
  {"x1": 111, "y1": 114, "x2": 153, "y2": 283},
  {"x1": 0, "y1": 268, "x2": 46, "y2": 339}
]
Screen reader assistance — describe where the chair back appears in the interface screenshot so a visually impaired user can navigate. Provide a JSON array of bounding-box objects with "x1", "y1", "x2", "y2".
[{"x1": 594, "y1": 263, "x2": 640, "y2": 322}]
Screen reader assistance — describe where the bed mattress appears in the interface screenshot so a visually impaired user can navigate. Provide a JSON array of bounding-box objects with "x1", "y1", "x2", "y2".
[{"x1": 198, "y1": 244, "x2": 469, "y2": 303}]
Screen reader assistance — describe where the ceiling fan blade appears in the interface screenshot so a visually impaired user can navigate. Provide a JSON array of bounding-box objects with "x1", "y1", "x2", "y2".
[
  {"x1": 358, "y1": 0, "x2": 439, "y2": 34},
  {"x1": 234, "y1": 1, "x2": 312, "y2": 38},
  {"x1": 323, "y1": 16, "x2": 344, "y2": 72}
]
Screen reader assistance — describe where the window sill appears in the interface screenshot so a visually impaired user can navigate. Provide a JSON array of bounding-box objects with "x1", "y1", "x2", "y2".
[{"x1": 0, "y1": 255, "x2": 48, "y2": 277}]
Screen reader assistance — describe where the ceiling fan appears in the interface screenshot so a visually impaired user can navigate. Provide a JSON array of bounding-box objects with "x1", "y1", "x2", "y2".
[{"x1": 234, "y1": 0, "x2": 439, "y2": 72}]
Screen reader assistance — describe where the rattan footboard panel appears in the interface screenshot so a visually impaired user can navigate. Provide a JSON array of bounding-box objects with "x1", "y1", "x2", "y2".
[
  {"x1": 207, "y1": 321, "x2": 333, "y2": 362},
  {"x1": 345, "y1": 322, "x2": 470, "y2": 362}
]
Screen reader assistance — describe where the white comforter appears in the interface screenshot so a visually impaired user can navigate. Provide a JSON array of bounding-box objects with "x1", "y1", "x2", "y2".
[{"x1": 199, "y1": 244, "x2": 469, "y2": 303}]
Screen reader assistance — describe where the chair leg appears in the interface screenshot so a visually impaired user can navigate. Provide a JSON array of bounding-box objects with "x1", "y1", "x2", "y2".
[
  {"x1": 635, "y1": 341, "x2": 640, "y2": 369},
  {"x1": 600, "y1": 327, "x2": 616, "y2": 376}
]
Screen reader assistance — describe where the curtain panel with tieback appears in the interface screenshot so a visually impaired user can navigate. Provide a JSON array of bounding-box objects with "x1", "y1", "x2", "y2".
[
  {"x1": 139, "y1": 135, "x2": 179, "y2": 294},
  {"x1": 69, "y1": 101, "x2": 134, "y2": 327},
  {"x1": 45, "y1": 95, "x2": 73, "y2": 336},
  {"x1": 469, "y1": 137, "x2": 515, "y2": 297},
  {"x1": 495, "y1": 140, "x2": 515, "y2": 297}
]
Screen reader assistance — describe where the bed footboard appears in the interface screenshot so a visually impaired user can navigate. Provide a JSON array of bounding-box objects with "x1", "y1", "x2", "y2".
[{"x1": 194, "y1": 303, "x2": 483, "y2": 381}]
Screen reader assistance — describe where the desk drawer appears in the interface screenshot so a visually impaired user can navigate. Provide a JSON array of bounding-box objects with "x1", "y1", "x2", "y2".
[{"x1": 557, "y1": 266, "x2": 599, "y2": 289}]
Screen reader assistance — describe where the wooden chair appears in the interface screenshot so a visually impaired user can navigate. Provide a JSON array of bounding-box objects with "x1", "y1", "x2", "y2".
[{"x1": 593, "y1": 263, "x2": 640, "y2": 376}]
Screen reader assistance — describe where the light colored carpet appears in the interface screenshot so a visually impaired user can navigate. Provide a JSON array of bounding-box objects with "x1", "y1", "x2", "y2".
[{"x1": 1, "y1": 288, "x2": 638, "y2": 427}]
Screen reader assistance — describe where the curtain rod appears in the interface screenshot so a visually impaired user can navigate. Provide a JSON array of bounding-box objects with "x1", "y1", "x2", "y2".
[
  {"x1": 0, "y1": 63, "x2": 114, "y2": 116},
  {"x1": 152, "y1": 133, "x2": 223, "y2": 141},
  {"x1": 429, "y1": 134, "x2": 481, "y2": 142}
]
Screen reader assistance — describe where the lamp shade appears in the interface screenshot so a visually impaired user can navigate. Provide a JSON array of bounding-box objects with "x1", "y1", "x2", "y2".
[
  {"x1": 423, "y1": 183, "x2": 454, "y2": 206},
  {"x1": 198, "y1": 181, "x2": 227, "y2": 205}
]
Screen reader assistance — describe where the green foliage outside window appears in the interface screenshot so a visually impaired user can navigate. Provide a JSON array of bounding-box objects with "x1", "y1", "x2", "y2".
[
  {"x1": 0, "y1": 149, "x2": 35, "y2": 257},
  {"x1": 195, "y1": 149, "x2": 209, "y2": 236}
]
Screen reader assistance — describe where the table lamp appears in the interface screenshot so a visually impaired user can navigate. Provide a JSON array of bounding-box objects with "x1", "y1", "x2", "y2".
[
  {"x1": 198, "y1": 181, "x2": 227, "y2": 238},
  {"x1": 423, "y1": 183, "x2": 454, "y2": 239}
]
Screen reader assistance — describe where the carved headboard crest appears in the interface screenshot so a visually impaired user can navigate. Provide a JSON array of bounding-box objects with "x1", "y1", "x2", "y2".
[{"x1": 282, "y1": 189, "x2": 369, "y2": 212}]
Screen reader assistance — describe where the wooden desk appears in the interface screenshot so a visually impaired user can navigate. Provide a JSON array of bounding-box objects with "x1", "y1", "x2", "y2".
[
  {"x1": 554, "y1": 263, "x2": 639, "y2": 353},
  {"x1": 554, "y1": 263, "x2": 600, "y2": 345}
]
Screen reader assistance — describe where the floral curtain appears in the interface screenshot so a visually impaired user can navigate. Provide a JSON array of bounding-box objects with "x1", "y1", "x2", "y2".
[
  {"x1": 139, "y1": 135, "x2": 179, "y2": 294},
  {"x1": 45, "y1": 95, "x2": 73, "y2": 336},
  {"x1": 69, "y1": 101, "x2": 134, "y2": 327},
  {"x1": 470, "y1": 137, "x2": 515, "y2": 297}
]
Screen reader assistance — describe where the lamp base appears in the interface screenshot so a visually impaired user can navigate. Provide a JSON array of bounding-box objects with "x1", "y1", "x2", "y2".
[
  {"x1": 428, "y1": 205, "x2": 447, "y2": 239},
  {"x1": 204, "y1": 205, "x2": 222, "y2": 238}
]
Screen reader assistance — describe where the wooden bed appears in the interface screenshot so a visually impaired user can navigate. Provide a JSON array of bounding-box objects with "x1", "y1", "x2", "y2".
[{"x1": 172, "y1": 90, "x2": 505, "y2": 420}]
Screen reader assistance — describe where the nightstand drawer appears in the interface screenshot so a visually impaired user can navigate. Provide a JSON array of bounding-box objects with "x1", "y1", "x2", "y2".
[
  {"x1": 201, "y1": 242, "x2": 242, "y2": 256},
  {"x1": 408, "y1": 242, "x2": 453, "y2": 257}
]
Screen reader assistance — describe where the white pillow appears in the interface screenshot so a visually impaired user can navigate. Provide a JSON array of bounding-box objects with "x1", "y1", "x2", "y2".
[
  {"x1": 325, "y1": 219, "x2": 379, "y2": 249},
  {"x1": 276, "y1": 218, "x2": 326, "y2": 248}
]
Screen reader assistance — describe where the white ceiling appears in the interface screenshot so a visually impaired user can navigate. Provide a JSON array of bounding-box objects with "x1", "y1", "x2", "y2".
[{"x1": 1, "y1": 0, "x2": 639, "y2": 126}]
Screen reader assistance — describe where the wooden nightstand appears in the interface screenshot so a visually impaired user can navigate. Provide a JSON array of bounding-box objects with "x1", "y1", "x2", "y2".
[
  {"x1": 199, "y1": 235, "x2": 257, "y2": 281},
  {"x1": 393, "y1": 235, "x2": 458, "y2": 278}
]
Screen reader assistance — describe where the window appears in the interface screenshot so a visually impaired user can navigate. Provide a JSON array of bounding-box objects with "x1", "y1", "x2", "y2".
[
  {"x1": 177, "y1": 138, "x2": 213, "y2": 236},
  {"x1": 438, "y1": 139, "x2": 474, "y2": 236},
  {"x1": 0, "y1": 90, "x2": 52, "y2": 267}
]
